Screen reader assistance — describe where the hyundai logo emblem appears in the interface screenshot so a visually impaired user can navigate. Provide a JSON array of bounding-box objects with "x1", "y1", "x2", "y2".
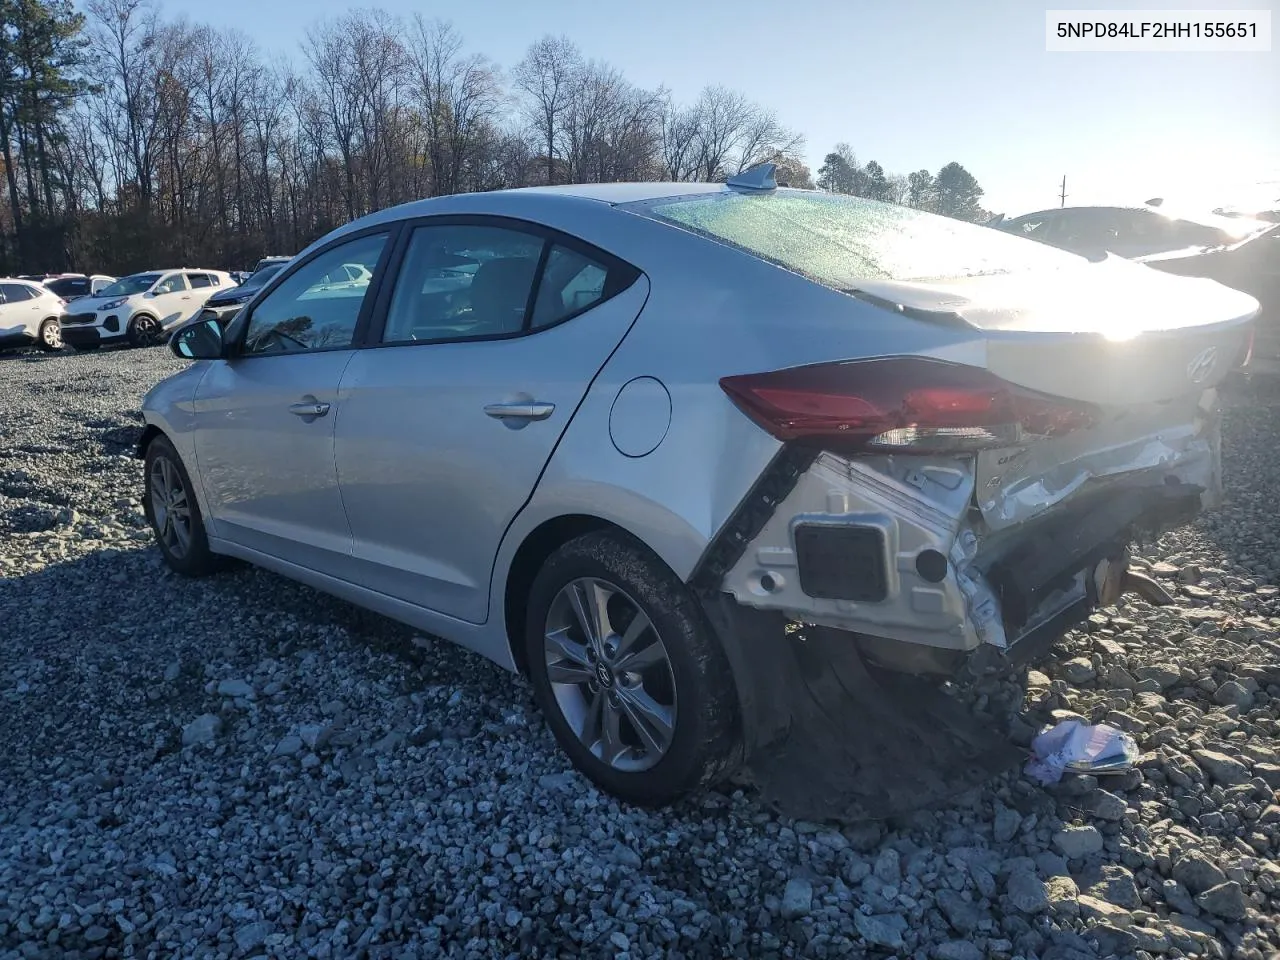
[
  {"x1": 594, "y1": 661, "x2": 614, "y2": 688},
  {"x1": 1186, "y1": 346, "x2": 1218, "y2": 384}
]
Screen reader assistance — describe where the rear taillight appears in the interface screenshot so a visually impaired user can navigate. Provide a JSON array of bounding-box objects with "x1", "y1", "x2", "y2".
[{"x1": 719, "y1": 357, "x2": 1097, "y2": 454}]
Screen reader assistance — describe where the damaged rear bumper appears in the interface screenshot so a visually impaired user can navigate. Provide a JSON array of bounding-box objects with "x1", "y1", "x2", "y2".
[{"x1": 692, "y1": 390, "x2": 1220, "y2": 673}]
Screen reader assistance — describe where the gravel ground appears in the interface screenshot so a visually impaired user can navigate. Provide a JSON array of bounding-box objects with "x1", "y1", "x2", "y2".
[{"x1": 2, "y1": 345, "x2": 1279, "y2": 960}]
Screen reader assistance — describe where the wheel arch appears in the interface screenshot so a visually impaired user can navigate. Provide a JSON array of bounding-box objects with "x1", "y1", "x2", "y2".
[
  {"x1": 135, "y1": 423, "x2": 165, "y2": 460},
  {"x1": 503, "y1": 513, "x2": 638, "y2": 676}
]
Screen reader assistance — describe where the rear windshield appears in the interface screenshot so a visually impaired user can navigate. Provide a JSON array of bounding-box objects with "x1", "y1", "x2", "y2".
[{"x1": 634, "y1": 190, "x2": 1080, "y2": 284}]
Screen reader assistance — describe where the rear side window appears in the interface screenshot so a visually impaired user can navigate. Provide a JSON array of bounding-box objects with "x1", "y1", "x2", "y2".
[
  {"x1": 0, "y1": 282, "x2": 35, "y2": 302},
  {"x1": 637, "y1": 191, "x2": 1079, "y2": 285},
  {"x1": 187, "y1": 273, "x2": 214, "y2": 288},
  {"x1": 530, "y1": 245, "x2": 611, "y2": 330}
]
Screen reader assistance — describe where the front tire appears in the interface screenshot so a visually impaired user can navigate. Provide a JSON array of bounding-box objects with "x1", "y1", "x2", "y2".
[
  {"x1": 143, "y1": 435, "x2": 221, "y2": 576},
  {"x1": 525, "y1": 530, "x2": 740, "y2": 807},
  {"x1": 37, "y1": 318, "x2": 62, "y2": 352},
  {"x1": 127, "y1": 313, "x2": 163, "y2": 348}
]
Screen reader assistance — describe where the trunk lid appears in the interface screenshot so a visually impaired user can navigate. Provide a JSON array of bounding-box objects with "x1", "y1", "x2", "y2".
[
  {"x1": 853, "y1": 257, "x2": 1254, "y2": 530},
  {"x1": 852, "y1": 255, "x2": 1257, "y2": 404}
]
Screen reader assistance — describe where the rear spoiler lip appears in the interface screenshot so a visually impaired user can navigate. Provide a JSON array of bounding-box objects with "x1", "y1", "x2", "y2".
[{"x1": 846, "y1": 288, "x2": 972, "y2": 329}]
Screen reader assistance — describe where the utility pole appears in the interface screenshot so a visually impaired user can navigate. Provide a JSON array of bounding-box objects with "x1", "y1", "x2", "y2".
[{"x1": 1059, "y1": 175, "x2": 1068, "y2": 208}]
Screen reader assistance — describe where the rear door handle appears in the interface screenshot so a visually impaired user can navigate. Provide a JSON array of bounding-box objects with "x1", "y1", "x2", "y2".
[
  {"x1": 483, "y1": 401, "x2": 555, "y2": 422},
  {"x1": 289, "y1": 400, "x2": 330, "y2": 418}
]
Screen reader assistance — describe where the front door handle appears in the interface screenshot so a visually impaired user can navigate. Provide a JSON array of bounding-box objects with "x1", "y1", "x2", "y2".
[
  {"x1": 289, "y1": 400, "x2": 330, "y2": 418},
  {"x1": 484, "y1": 401, "x2": 555, "y2": 422}
]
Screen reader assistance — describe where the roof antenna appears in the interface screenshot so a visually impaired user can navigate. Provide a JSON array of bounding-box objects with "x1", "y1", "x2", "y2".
[{"x1": 726, "y1": 163, "x2": 778, "y2": 191}]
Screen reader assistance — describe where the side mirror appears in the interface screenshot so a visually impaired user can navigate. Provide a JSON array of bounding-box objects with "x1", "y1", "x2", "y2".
[{"x1": 171, "y1": 317, "x2": 225, "y2": 360}]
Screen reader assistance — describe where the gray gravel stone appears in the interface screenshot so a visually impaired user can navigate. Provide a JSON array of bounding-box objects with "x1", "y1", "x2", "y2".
[
  {"x1": 854, "y1": 911, "x2": 907, "y2": 949},
  {"x1": 1197, "y1": 881, "x2": 1248, "y2": 920},
  {"x1": 1052, "y1": 825, "x2": 1103, "y2": 859},
  {"x1": 1172, "y1": 852, "x2": 1228, "y2": 895},
  {"x1": 1006, "y1": 870, "x2": 1050, "y2": 914},
  {"x1": 216, "y1": 678, "x2": 254, "y2": 698},
  {"x1": 780, "y1": 877, "x2": 813, "y2": 919},
  {"x1": 933, "y1": 942, "x2": 982, "y2": 960},
  {"x1": 993, "y1": 804, "x2": 1022, "y2": 843},
  {"x1": 935, "y1": 889, "x2": 983, "y2": 934},
  {"x1": 4, "y1": 340, "x2": 1280, "y2": 959},
  {"x1": 181, "y1": 713, "x2": 222, "y2": 746},
  {"x1": 1193, "y1": 749, "x2": 1251, "y2": 785}
]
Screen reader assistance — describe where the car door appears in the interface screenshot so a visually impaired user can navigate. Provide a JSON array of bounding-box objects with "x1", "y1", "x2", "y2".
[
  {"x1": 333, "y1": 219, "x2": 647, "y2": 623},
  {"x1": 146, "y1": 273, "x2": 191, "y2": 329},
  {"x1": 182, "y1": 273, "x2": 221, "y2": 321},
  {"x1": 192, "y1": 230, "x2": 393, "y2": 574},
  {"x1": 0, "y1": 282, "x2": 39, "y2": 336}
]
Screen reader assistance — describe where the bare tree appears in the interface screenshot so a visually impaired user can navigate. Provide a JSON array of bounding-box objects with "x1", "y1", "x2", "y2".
[
  {"x1": 2, "y1": 4, "x2": 990, "y2": 278},
  {"x1": 407, "y1": 17, "x2": 502, "y2": 197},
  {"x1": 512, "y1": 34, "x2": 580, "y2": 185}
]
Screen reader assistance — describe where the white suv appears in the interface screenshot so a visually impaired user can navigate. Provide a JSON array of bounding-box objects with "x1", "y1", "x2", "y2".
[
  {"x1": 59, "y1": 269, "x2": 235, "y2": 350},
  {"x1": 0, "y1": 278, "x2": 69, "y2": 352}
]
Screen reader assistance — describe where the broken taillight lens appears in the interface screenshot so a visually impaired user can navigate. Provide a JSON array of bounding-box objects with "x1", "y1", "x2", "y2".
[{"x1": 719, "y1": 357, "x2": 1098, "y2": 454}]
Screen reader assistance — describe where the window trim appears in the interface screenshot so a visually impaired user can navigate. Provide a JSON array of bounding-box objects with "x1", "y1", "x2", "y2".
[
  {"x1": 226, "y1": 223, "x2": 402, "y2": 360},
  {"x1": 364, "y1": 214, "x2": 642, "y2": 350}
]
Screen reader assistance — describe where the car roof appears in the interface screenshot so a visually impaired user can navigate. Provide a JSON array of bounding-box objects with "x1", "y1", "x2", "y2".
[
  {"x1": 499, "y1": 182, "x2": 730, "y2": 204},
  {"x1": 379, "y1": 181, "x2": 732, "y2": 221}
]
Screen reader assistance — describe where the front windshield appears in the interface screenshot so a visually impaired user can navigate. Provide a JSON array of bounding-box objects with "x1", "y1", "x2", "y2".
[
  {"x1": 97, "y1": 273, "x2": 161, "y2": 298},
  {"x1": 637, "y1": 190, "x2": 1081, "y2": 285},
  {"x1": 243, "y1": 263, "x2": 285, "y2": 290}
]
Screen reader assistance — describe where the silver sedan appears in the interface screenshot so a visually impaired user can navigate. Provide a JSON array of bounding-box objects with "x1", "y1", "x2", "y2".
[{"x1": 138, "y1": 165, "x2": 1257, "y2": 807}]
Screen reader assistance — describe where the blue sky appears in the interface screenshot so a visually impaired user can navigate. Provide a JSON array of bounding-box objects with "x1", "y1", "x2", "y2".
[{"x1": 177, "y1": 0, "x2": 1278, "y2": 215}]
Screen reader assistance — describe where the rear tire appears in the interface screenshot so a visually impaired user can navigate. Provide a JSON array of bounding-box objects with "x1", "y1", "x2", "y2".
[
  {"x1": 524, "y1": 530, "x2": 740, "y2": 807},
  {"x1": 143, "y1": 434, "x2": 222, "y2": 577},
  {"x1": 37, "y1": 318, "x2": 62, "y2": 352}
]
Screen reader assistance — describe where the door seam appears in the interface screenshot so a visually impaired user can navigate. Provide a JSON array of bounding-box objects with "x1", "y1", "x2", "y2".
[{"x1": 331, "y1": 350, "x2": 362, "y2": 556}]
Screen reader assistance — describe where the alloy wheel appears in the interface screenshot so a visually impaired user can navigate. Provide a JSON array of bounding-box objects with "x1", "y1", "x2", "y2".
[
  {"x1": 149, "y1": 455, "x2": 192, "y2": 558},
  {"x1": 543, "y1": 577, "x2": 678, "y2": 772},
  {"x1": 132, "y1": 315, "x2": 161, "y2": 346},
  {"x1": 41, "y1": 320, "x2": 61, "y2": 349}
]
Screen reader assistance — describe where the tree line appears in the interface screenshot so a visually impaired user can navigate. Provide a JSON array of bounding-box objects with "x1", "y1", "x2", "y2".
[
  {"x1": 0, "y1": 0, "x2": 988, "y2": 276},
  {"x1": 816, "y1": 144, "x2": 988, "y2": 222}
]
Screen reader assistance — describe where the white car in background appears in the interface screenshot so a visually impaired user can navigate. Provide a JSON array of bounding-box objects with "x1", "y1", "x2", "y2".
[
  {"x1": 0, "y1": 278, "x2": 69, "y2": 352},
  {"x1": 59, "y1": 269, "x2": 236, "y2": 351}
]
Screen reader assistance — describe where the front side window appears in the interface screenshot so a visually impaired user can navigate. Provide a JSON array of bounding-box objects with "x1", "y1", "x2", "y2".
[
  {"x1": 243, "y1": 232, "x2": 388, "y2": 355},
  {"x1": 381, "y1": 225, "x2": 543, "y2": 343},
  {"x1": 153, "y1": 275, "x2": 186, "y2": 295}
]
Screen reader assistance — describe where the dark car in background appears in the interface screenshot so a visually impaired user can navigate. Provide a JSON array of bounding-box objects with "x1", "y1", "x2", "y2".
[
  {"x1": 43, "y1": 273, "x2": 116, "y2": 301},
  {"x1": 993, "y1": 204, "x2": 1279, "y2": 372},
  {"x1": 196, "y1": 256, "x2": 293, "y2": 328}
]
